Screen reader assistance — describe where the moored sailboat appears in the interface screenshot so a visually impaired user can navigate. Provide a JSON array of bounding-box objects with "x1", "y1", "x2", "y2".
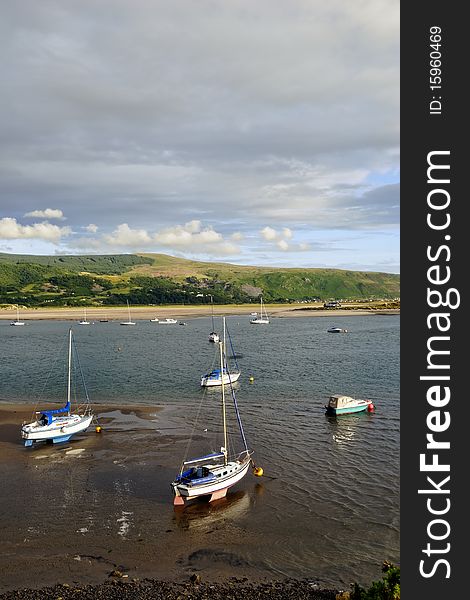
[
  {"x1": 201, "y1": 319, "x2": 240, "y2": 387},
  {"x1": 10, "y1": 306, "x2": 25, "y2": 326},
  {"x1": 21, "y1": 328, "x2": 94, "y2": 446},
  {"x1": 120, "y1": 300, "x2": 136, "y2": 325},
  {"x1": 250, "y1": 296, "x2": 269, "y2": 324},
  {"x1": 172, "y1": 317, "x2": 260, "y2": 505}
]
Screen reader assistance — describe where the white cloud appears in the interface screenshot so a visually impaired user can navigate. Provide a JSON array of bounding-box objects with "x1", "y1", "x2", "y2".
[
  {"x1": 231, "y1": 232, "x2": 244, "y2": 241},
  {"x1": 0, "y1": 217, "x2": 71, "y2": 242},
  {"x1": 260, "y1": 226, "x2": 277, "y2": 241},
  {"x1": 103, "y1": 223, "x2": 152, "y2": 247},
  {"x1": 154, "y1": 221, "x2": 240, "y2": 256},
  {"x1": 85, "y1": 223, "x2": 98, "y2": 233},
  {"x1": 259, "y1": 225, "x2": 310, "y2": 252},
  {"x1": 24, "y1": 208, "x2": 65, "y2": 220}
]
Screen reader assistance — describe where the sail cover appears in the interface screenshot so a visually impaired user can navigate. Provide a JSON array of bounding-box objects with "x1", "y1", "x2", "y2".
[{"x1": 183, "y1": 452, "x2": 225, "y2": 466}]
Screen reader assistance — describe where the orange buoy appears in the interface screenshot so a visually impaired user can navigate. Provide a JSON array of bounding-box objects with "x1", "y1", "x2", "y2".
[{"x1": 95, "y1": 425, "x2": 102, "y2": 433}]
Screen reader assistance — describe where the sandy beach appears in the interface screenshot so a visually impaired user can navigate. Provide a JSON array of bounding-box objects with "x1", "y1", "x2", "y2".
[{"x1": 0, "y1": 303, "x2": 399, "y2": 321}]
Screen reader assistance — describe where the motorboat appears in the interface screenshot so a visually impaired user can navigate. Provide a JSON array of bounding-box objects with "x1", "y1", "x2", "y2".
[{"x1": 325, "y1": 394, "x2": 375, "y2": 415}]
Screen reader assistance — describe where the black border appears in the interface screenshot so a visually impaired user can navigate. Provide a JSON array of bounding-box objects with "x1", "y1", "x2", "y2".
[{"x1": 401, "y1": 4, "x2": 465, "y2": 598}]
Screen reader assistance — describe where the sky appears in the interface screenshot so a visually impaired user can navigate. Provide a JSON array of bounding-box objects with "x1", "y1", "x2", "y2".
[{"x1": 0, "y1": 0, "x2": 399, "y2": 273}]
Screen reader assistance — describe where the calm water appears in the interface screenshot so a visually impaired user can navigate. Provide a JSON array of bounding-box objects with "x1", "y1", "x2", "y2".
[{"x1": 0, "y1": 315, "x2": 399, "y2": 586}]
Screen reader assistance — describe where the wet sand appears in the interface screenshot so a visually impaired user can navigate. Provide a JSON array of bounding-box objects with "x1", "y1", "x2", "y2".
[
  {"x1": 0, "y1": 304, "x2": 399, "y2": 321},
  {"x1": 0, "y1": 403, "x2": 345, "y2": 596}
]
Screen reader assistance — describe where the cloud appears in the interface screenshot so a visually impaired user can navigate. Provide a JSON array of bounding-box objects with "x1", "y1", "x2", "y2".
[
  {"x1": 103, "y1": 223, "x2": 152, "y2": 248},
  {"x1": 259, "y1": 225, "x2": 310, "y2": 252},
  {"x1": 0, "y1": 0, "x2": 399, "y2": 271},
  {"x1": 24, "y1": 208, "x2": 65, "y2": 220},
  {"x1": 85, "y1": 223, "x2": 98, "y2": 233},
  {"x1": 154, "y1": 221, "x2": 240, "y2": 256},
  {"x1": 0, "y1": 217, "x2": 71, "y2": 242},
  {"x1": 260, "y1": 226, "x2": 277, "y2": 241}
]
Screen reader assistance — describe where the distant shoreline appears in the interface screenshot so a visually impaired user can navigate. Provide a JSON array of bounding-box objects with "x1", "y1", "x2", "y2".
[{"x1": 0, "y1": 303, "x2": 399, "y2": 321}]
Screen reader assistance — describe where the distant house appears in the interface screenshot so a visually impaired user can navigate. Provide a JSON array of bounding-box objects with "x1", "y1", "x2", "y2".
[{"x1": 324, "y1": 301, "x2": 341, "y2": 308}]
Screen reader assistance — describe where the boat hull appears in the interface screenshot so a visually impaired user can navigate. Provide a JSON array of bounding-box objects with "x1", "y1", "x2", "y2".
[
  {"x1": 250, "y1": 319, "x2": 269, "y2": 324},
  {"x1": 172, "y1": 458, "x2": 251, "y2": 505},
  {"x1": 21, "y1": 413, "x2": 93, "y2": 445},
  {"x1": 325, "y1": 402, "x2": 371, "y2": 415},
  {"x1": 201, "y1": 371, "x2": 241, "y2": 387}
]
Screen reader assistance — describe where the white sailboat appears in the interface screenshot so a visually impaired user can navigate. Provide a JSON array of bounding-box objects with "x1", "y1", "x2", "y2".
[
  {"x1": 10, "y1": 306, "x2": 25, "y2": 326},
  {"x1": 21, "y1": 328, "x2": 94, "y2": 447},
  {"x1": 201, "y1": 318, "x2": 240, "y2": 387},
  {"x1": 208, "y1": 295, "x2": 219, "y2": 343},
  {"x1": 120, "y1": 300, "x2": 136, "y2": 325},
  {"x1": 172, "y1": 317, "x2": 260, "y2": 505},
  {"x1": 158, "y1": 318, "x2": 178, "y2": 324},
  {"x1": 250, "y1": 296, "x2": 269, "y2": 324},
  {"x1": 78, "y1": 307, "x2": 90, "y2": 325}
]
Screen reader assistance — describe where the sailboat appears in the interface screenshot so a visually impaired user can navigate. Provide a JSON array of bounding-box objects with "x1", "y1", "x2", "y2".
[
  {"x1": 120, "y1": 300, "x2": 136, "y2": 325},
  {"x1": 79, "y1": 307, "x2": 90, "y2": 325},
  {"x1": 10, "y1": 306, "x2": 25, "y2": 326},
  {"x1": 250, "y1": 296, "x2": 269, "y2": 324},
  {"x1": 201, "y1": 319, "x2": 240, "y2": 387},
  {"x1": 208, "y1": 295, "x2": 219, "y2": 343},
  {"x1": 21, "y1": 328, "x2": 94, "y2": 447},
  {"x1": 172, "y1": 317, "x2": 258, "y2": 505}
]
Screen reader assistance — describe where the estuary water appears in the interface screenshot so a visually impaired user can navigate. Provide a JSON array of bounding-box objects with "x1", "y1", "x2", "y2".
[{"x1": 0, "y1": 314, "x2": 399, "y2": 588}]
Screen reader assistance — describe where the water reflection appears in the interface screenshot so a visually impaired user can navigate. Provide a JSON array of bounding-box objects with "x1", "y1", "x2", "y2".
[
  {"x1": 325, "y1": 412, "x2": 375, "y2": 448},
  {"x1": 173, "y1": 490, "x2": 250, "y2": 531}
]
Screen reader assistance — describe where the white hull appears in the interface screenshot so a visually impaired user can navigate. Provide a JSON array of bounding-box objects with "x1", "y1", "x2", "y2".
[
  {"x1": 173, "y1": 457, "x2": 251, "y2": 503},
  {"x1": 21, "y1": 413, "x2": 93, "y2": 442},
  {"x1": 120, "y1": 321, "x2": 136, "y2": 325},
  {"x1": 159, "y1": 319, "x2": 178, "y2": 324},
  {"x1": 208, "y1": 333, "x2": 220, "y2": 343},
  {"x1": 201, "y1": 371, "x2": 241, "y2": 387},
  {"x1": 250, "y1": 318, "x2": 269, "y2": 324},
  {"x1": 10, "y1": 322, "x2": 25, "y2": 326}
]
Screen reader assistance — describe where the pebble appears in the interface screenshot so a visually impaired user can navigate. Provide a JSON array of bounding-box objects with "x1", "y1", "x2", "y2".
[{"x1": 0, "y1": 578, "x2": 340, "y2": 599}]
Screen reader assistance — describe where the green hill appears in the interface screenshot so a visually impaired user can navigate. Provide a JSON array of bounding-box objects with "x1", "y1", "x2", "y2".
[{"x1": 0, "y1": 252, "x2": 399, "y2": 307}]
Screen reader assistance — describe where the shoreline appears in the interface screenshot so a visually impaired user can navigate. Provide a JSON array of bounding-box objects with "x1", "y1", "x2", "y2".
[
  {"x1": 0, "y1": 578, "x2": 341, "y2": 599},
  {"x1": 0, "y1": 303, "x2": 399, "y2": 321}
]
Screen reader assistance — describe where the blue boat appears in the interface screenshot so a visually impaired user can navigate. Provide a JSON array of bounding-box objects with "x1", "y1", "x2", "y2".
[{"x1": 325, "y1": 394, "x2": 375, "y2": 415}]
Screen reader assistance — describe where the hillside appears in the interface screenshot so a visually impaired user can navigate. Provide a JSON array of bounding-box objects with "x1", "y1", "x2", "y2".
[{"x1": 0, "y1": 252, "x2": 399, "y2": 307}]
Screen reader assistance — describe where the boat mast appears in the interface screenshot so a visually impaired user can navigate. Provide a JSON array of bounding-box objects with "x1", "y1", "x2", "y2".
[
  {"x1": 67, "y1": 328, "x2": 72, "y2": 415},
  {"x1": 210, "y1": 295, "x2": 215, "y2": 330},
  {"x1": 221, "y1": 317, "x2": 228, "y2": 465}
]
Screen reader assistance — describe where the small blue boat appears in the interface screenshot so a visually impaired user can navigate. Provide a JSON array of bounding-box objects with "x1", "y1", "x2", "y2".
[{"x1": 325, "y1": 394, "x2": 375, "y2": 415}]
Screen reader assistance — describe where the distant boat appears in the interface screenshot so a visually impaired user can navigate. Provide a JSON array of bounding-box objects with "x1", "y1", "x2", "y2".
[
  {"x1": 99, "y1": 314, "x2": 109, "y2": 323},
  {"x1": 325, "y1": 394, "x2": 375, "y2": 416},
  {"x1": 21, "y1": 328, "x2": 94, "y2": 446},
  {"x1": 78, "y1": 308, "x2": 90, "y2": 325},
  {"x1": 201, "y1": 318, "x2": 240, "y2": 387},
  {"x1": 150, "y1": 317, "x2": 159, "y2": 322},
  {"x1": 158, "y1": 318, "x2": 178, "y2": 324},
  {"x1": 120, "y1": 300, "x2": 136, "y2": 326},
  {"x1": 10, "y1": 306, "x2": 25, "y2": 326},
  {"x1": 250, "y1": 297, "x2": 269, "y2": 324},
  {"x1": 208, "y1": 294, "x2": 219, "y2": 343},
  {"x1": 172, "y1": 316, "x2": 259, "y2": 505},
  {"x1": 179, "y1": 321, "x2": 187, "y2": 326},
  {"x1": 327, "y1": 326, "x2": 347, "y2": 333}
]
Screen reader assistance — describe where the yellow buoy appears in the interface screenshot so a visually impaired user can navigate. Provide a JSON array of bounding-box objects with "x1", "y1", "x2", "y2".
[
  {"x1": 95, "y1": 426, "x2": 102, "y2": 433},
  {"x1": 249, "y1": 376, "x2": 255, "y2": 383},
  {"x1": 253, "y1": 466, "x2": 263, "y2": 477}
]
